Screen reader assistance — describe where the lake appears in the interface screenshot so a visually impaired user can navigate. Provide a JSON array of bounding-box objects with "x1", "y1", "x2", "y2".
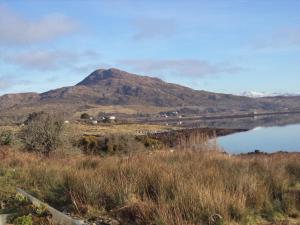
[
  {"x1": 159, "y1": 113, "x2": 300, "y2": 154},
  {"x1": 217, "y1": 123, "x2": 300, "y2": 154},
  {"x1": 178, "y1": 113, "x2": 300, "y2": 154}
]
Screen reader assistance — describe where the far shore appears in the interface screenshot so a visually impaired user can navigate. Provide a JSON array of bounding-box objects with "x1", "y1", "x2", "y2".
[{"x1": 140, "y1": 110, "x2": 300, "y2": 124}]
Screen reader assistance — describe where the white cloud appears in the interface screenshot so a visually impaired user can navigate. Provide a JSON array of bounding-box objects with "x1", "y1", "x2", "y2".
[
  {"x1": 1, "y1": 50, "x2": 100, "y2": 71},
  {"x1": 0, "y1": 5, "x2": 78, "y2": 45},
  {"x1": 119, "y1": 59, "x2": 241, "y2": 77}
]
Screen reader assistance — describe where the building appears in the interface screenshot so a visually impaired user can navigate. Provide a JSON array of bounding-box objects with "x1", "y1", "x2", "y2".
[{"x1": 91, "y1": 120, "x2": 98, "y2": 125}]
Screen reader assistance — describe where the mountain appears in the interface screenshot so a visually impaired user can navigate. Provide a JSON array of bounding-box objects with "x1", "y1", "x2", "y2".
[
  {"x1": 0, "y1": 92, "x2": 40, "y2": 109},
  {"x1": 40, "y1": 68, "x2": 254, "y2": 107},
  {"x1": 0, "y1": 68, "x2": 300, "y2": 121},
  {"x1": 240, "y1": 91, "x2": 300, "y2": 98},
  {"x1": 239, "y1": 91, "x2": 269, "y2": 98}
]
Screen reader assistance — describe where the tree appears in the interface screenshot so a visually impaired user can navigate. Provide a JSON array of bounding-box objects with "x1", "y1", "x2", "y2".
[{"x1": 21, "y1": 112, "x2": 64, "y2": 155}]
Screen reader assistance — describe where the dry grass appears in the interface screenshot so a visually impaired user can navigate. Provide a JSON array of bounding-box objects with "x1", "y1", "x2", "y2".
[
  {"x1": 0, "y1": 148, "x2": 299, "y2": 225},
  {"x1": 0, "y1": 125, "x2": 21, "y2": 133},
  {"x1": 66, "y1": 123, "x2": 175, "y2": 136},
  {"x1": 73, "y1": 104, "x2": 174, "y2": 118},
  {"x1": 0, "y1": 123, "x2": 175, "y2": 138},
  {"x1": 0, "y1": 123, "x2": 175, "y2": 157}
]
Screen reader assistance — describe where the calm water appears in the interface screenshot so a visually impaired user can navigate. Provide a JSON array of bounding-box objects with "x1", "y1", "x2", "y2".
[{"x1": 218, "y1": 123, "x2": 300, "y2": 154}]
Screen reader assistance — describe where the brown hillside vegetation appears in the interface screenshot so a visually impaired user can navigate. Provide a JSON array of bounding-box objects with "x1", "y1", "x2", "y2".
[
  {"x1": 1, "y1": 68, "x2": 300, "y2": 122},
  {"x1": 0, "y1": 148, "x2": 299, "y2": 225}
]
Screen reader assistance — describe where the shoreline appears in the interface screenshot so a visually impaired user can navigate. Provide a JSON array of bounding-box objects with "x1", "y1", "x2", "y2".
[{"x1": 140, "y1": 110, "x2": 300, "y2": 124}]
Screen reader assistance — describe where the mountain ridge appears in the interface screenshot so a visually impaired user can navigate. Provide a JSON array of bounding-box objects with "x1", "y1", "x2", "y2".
[
  {"x1": 239, "y1": 91, "x2": 300, "y2": 98},
  {"x1": 0, "y1": 68, "x2": 300, "y2": 120},
  {"x1": 76, "y1": 68, "x2": 166, "y2": 86}
]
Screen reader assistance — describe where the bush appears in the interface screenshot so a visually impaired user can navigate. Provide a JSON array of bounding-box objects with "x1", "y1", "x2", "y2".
[
  {"x1": 21, "y1": 112, "x2": 64, "y2": 155},
  {"x1": 104, "y1": 134, "x2": 144, "y2": 154},
  {"x1": 0, "y1": 130, "x2": 13, "y2": 145},
  {"x1": 135, "y1": 136, "x2": 163, "y2": 150},
  {"x1": 79, "y1": 134, "x2": 145, "y2": 155},
  {"x1": 13, "y1": 215, "x2": 32, "y2": 225},
  {"x1": 80, "y1": 135, "x2": 101, "y2": 154},
  {"x1": 80, "y1": 113, "x2": 90, "y2": 120}
]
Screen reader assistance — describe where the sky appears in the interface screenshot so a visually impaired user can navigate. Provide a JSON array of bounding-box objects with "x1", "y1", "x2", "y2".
[{"x1": 0, "y1": 0, "x2": 300, "y2": 95}]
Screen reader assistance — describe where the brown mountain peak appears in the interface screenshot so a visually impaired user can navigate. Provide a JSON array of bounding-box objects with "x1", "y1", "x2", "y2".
[{"x1": 76, "y1": 68, "x2": 133, "y2": 86}]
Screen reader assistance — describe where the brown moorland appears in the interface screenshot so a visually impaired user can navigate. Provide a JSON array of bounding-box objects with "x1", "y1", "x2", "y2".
[{"x1": 0, "y1": 147, "x2": 299, "y2": 225}]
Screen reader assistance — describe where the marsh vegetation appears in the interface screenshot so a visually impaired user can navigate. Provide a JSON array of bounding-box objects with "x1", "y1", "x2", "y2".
[{"x1": 0, "y1": 113, "x2": 299, "y2": 225}]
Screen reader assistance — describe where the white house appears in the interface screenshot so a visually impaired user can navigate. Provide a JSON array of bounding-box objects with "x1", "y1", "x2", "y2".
[{"x1": 91, "y1": 120, "x2": 98, "y2": 125}]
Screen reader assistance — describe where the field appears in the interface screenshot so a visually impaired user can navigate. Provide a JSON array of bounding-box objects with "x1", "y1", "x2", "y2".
[
  {"x1": 0, "y1": 117, "x2": 299, "y2": 225},
  {"x1": 0, "y1": 147, "x2": 299, "y2": 225},
  {"x1": 66, "y1": 122, "x2": 175, "y2": 136},
  {"x1": 0, "y1": 122, "x2": 175, "y2": 139}
]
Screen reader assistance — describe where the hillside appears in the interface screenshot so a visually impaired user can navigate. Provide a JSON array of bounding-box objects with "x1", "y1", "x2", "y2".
[
  {"x1": 0, "y1": 92, "x2": 40, "y2": 109},
  {"x1": 40, "y1": 68, "x2": 254, "y2": 107},
  {"x1": 0, "y1": 68, "x2": 299, "y2": 121}
]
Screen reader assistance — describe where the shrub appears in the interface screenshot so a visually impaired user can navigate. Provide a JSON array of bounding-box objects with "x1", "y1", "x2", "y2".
[
  {"x1": 79, "y1": 134, "x2": 145, "y2": 155},
  {"x1": 104, "y1": 134, "x2": 144, "y2": 154},
  {"x1": 79, "y1": 135, "x2": 101, "y2": 154},
  {"x1": 80, "y1": 113, "x2": 90, "y2": 120},
  {"x1": 35, "y1": 203, "x2": 48, "y2": 216},
  {"x1": 135, "y1": 136, "x2": 163, "y2": 150},
  {"x1": 0, "y1": 130, "x2": 13, "y2": 145},
  {"x1": 15, "y1": 193, "x2": 28, "y2": 204},
  {"x1": 13, "y1": 215, "x2": 32, "y2": 225},
  {"x1": 24, "y1": 112, "x2": 43, "y2": 125},
  {"x1": 21, "y1": 112, "x2": 64, "y2": 155}
]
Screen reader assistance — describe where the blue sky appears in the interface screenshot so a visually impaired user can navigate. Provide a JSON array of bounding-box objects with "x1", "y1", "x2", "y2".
[{"x1": 0, "y1": 0, "x2": 299, "y2": 95}]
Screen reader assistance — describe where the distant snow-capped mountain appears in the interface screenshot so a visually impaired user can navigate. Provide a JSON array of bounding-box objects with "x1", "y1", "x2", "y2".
[
  {"x1": 240, "y1": 91, "x2": 268, "y2": 98},
  {"x1": 239, "y1": 91, "x2": 300, "y2": 98}
]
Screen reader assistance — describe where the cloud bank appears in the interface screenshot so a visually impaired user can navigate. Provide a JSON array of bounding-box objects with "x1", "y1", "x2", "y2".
[
  {"x1": 1, "y1": 50, "x2": 100, "y2": 71},
  {"x1": 0, "y1": 5, "x2": 77, "y2": 45},
  {"x1": 119, "y1": 59, "x2": 241, "y2": 77}
]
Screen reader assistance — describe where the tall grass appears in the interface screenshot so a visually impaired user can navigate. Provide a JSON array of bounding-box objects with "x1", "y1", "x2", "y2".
[{"x1": 0, "y1": 149, "x2": 299, "y2": 225}]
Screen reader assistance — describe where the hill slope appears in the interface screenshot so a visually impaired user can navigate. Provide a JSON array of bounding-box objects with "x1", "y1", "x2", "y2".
[
  {"x1": 0, "y1": 68, "x2": 299, "y2": 120},
  {"x1": 39, "y1": 68, "x2": 256, "y2": 107}
]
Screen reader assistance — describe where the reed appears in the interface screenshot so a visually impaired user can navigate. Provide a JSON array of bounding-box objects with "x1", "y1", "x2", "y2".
[{"x1": 0, "y1": 148, "x2": 299, "y2": 225}]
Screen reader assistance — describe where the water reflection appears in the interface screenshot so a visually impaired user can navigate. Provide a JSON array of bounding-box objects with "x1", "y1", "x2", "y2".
[
  {"x1": 178, "y1": 113, "x2": 300, "y2": 130},
  {"x1": 217, "y1": 123, "x2": 300, "y2": 153},
  {"x1": 165, "y1": 113, "x2": 300, "y2": 153}
]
